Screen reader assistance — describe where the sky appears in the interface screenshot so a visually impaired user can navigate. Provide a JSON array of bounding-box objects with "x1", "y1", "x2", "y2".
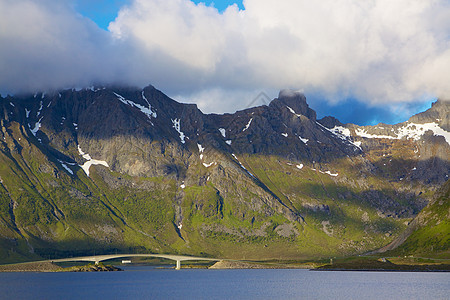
[{"x1": 1, "y1": 0, "x2": 449, "y2": 125}]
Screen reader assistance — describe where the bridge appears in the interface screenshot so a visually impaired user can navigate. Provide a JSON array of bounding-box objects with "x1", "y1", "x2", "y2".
[{"x1": 48, "y1": 254, "x2": 220, "y2": 270}]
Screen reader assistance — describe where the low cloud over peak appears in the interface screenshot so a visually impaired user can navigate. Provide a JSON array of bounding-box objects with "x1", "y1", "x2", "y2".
[{"x1": 1, "y1": 0, "x2": 449, "y2": 118}]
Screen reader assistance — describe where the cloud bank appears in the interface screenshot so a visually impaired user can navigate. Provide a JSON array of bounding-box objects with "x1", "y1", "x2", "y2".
[
  {"x1": 1, "y1": 0, "x2": 449, "y2": 116},
  {"x1": 0, "y1": 0, "x2": 121, "y2": 92}
]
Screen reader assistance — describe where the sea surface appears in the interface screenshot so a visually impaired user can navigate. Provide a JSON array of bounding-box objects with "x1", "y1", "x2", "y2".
[{"x1": 0, "y1": 267, "x2": 448, "y2": 299}]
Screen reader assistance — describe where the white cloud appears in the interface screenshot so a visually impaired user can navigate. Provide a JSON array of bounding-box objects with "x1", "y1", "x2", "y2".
[
  {"x1": 1, "y1": 0, "x2": 449, "y2": 113},
  {"x1": 110, "y1": 0, "x2": 227, "y2": 71},
  {"x1": 0, "y1": 0, "x2": 122, "y2": 93},
  {"x1": 172, "y1": 87, "x2": 277, "y2": 113}
]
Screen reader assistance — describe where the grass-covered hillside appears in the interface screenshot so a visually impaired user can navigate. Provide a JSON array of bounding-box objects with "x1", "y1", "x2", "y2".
[{"x1": 378, "y1": 180, "x2": 449, "y2": 259}]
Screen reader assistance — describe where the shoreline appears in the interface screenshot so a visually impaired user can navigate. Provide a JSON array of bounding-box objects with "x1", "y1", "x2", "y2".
[
  {"x1": 0, "y1": 261, "x2": 63, "y2": 273},
  {"x1": 312, "y1": 268, "x2": 450, "y2": 273},
  {"x1": 1, "y1": 258, "x2": 448, "y2": 273},
  {"x1": 208, "y1": 260, "x2": 315, "y2": 270},
  {"x1": 0, "y1": 261, "x2": 121, "y2": 273}
]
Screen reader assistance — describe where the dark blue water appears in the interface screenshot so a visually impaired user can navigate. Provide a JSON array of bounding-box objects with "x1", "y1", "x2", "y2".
[{"x1": 0, "y1": 267, "x2": 448, "y2": 299}]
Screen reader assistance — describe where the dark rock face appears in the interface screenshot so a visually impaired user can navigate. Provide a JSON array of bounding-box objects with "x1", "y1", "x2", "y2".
[
  {"x1": 318, "y1": 116, "x2": 343, "y2": 128},
  {"x1": 0, "y1": 85, "x2": 448, "y2": 261},
  {"x1": 409, "y1": 100, "x2": 450, "y2": 131},
  {"x1": 65, "y1": 263, "x2": 122, "y2": 272},
  {"x1": 205, "y1": 89, "x2": 360, "y2": 165},
  {"x1": 272, "y1": 89, "x2": 317, "y2": 121}
]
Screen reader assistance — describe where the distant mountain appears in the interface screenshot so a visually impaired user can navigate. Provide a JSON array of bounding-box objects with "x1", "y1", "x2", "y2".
[
  {"x1": 321, "y1": 101, "x2": 449, "y2": 183},
  {"x1": 0, "y1": 86, "x2": 448, "y2": 263}
]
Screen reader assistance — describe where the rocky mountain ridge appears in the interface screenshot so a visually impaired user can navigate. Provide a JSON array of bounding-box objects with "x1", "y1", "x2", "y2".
[{"x1": 0, "y1": 85, "x2": 448, "y2": 262}]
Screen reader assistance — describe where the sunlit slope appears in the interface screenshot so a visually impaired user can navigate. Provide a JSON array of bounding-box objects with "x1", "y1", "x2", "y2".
[{"x1": 378, "y1": 180, "x2": 449, "y2": 258}]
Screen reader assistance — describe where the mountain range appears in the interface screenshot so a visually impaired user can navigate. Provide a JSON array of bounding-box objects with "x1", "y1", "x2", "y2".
[{"x1": 0, "y1": 85, "x2": 448, "y2": 263}]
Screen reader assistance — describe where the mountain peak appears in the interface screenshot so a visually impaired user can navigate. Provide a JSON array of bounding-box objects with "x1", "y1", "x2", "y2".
[
  {"x1": 409, "y1": 99, "x2": 450, "y2": 131},
  {"x1": 270, "y1": 89, "x2": 316, "y2": 120},
  {"x1": 278, "y1": 89, "x2": 304, "y2": 98}
]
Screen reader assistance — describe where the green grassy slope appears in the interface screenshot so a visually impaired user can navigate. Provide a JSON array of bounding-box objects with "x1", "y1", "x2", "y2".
[
  {"x1": 381, "y1": 180, "x2": 449, "y2": 258},
  {"x1": 0, "y1": 120, "x2": 443, "y2": 263}
]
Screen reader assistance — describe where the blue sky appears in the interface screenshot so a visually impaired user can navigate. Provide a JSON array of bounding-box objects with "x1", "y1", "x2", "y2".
[
  {"x1": 74, "y1": 0, "x2": 130, "y2": 30},
  {"x1": 309, "y1": 96, "x2": 434, "y2": 125},
  {"x1": 75, "y1": 0, "x2": 244, "y2": 30},
  {"x1": 192, "y1": 1, "x2": 244, "y2": 12},
  {"x1": 1, "y1": 0, "x2": 448, "y2": 125}
]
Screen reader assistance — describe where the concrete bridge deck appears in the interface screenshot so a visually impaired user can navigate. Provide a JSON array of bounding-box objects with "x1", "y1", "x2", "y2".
[{"x1": 48, "y1": 254, "x2": 220, "y2": 270}]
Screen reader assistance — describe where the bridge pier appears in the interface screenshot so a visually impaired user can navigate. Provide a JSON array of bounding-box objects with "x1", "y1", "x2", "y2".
[{"x1": 176, "y1": 260, "x2": 181, "y2": 270}]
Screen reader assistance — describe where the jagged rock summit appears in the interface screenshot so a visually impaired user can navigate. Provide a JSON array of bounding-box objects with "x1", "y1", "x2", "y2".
[
  {"x1": 409, "y1": 99, "x2": 450, "y2": 131},
  {"x1": 273, "y1": 89, "x2": 317, "y2": 121}
]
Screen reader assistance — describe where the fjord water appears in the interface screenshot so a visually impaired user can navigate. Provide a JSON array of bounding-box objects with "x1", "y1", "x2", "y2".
[{"x1": 0, "y1": 268, "x2": 448, "y2": 299}]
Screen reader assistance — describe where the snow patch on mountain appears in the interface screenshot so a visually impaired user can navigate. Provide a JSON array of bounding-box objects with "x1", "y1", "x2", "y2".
[
  {"x1": 299, "y1": 136, "x2": 309, "y2": 144},
  {"x1": 141, "y1": 91, "x2": 157, "y2": 118},
  {"x1": 114, "y1": 92, "x2": 157, "y2": 120},
  {"x1": 77, "y1": 145, "x2": 109, "y2": 177},
  {"x1": 172, "y1": 118, "x2": 186, "y2": 144},
  {"x1": 286, "y1": 106, "x2": 301, "y2": 117},
  {"x1": 197, "y1": 143, "x2": 205, "y2": 153},
  {"x1": 320, "y1": 170, "x2": 339, "y2": 177},
  {"x1": 397, "y1": 122, "x2": 450, "y2": 145},
  {"x1": 37, "y1": 101, "x2": 43, "y2": 117},
  {"x1": 198, "y1": 143, "x2": 205, "y2": 160},
  {"x1": 355, "y1": 122, "x2": 450, "y2": 145},
  {"x1": 243, "y1": 118, "x2": 253, "y2": 132},
  {"x1": 330, "y1": 126, "x2": 351, "y2": 139},
  {"x1": 29, "y1": 117, "x2": 43, "y2": 136},
  {"x1": 199, "y1": 144, "x2": 215, "y2": 167},
  {"x1": 317, "y1": 122, "x2": 362, "y2": 150},
  {"x1": 355, "y1": 129, "x2": 396, "y2": 140},
  {"x1": 78, "y1": 145, "x2": 91, "y2": 160}
]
